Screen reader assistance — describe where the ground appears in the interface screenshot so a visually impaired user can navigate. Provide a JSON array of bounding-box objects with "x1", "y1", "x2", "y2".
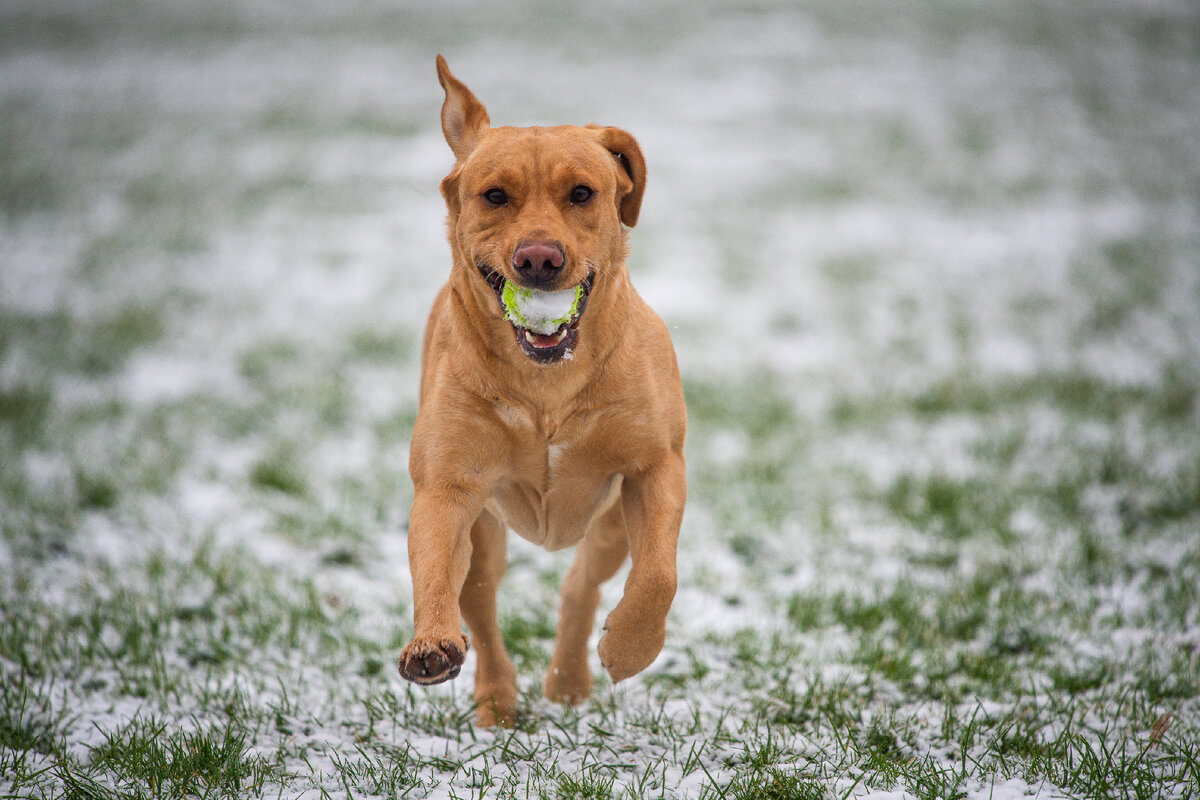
[{"x1": 2, "y1": 1, "x2": 1199, "y2": 798}]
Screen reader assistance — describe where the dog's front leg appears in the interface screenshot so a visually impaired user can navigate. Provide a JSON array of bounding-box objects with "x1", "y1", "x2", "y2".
[
  {"x1": 597, "y1": 452, "x2": 687, "y2": 682},
  {"x1": 398, "y1": 481, "x2": 486, "y2": 685}
]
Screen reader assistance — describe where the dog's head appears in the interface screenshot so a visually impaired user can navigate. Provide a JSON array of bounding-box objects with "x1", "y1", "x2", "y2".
[{"x1": 435, "y1": 55, "x2": 646, "y2": 364}]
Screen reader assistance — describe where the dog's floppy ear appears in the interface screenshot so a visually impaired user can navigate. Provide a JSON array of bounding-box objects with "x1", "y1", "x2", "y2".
[
  {"x1": 436, "y1": 55, "x2": 490, "y2": 161},
  {"x1": 592, "y1": 126, "x2": 647, "y2": 228}
]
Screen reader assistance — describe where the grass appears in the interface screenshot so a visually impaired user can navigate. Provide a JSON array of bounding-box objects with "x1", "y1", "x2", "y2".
[
  {"x1": 3, "y1": 0, "x2": 1200, "y2": 798},
  {"x1": 84, "y1": 717, "x2": 281, "y2": 798}
]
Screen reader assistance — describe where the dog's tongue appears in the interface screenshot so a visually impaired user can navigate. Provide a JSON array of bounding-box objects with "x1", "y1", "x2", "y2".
[{"x1": 524, "y1": 327, "x2": 568, "y2": 349}]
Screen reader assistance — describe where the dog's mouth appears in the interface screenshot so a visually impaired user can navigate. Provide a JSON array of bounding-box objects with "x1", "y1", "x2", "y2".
[{"x1": 478, "y1": 265, "x2": 595, "y2": 364}]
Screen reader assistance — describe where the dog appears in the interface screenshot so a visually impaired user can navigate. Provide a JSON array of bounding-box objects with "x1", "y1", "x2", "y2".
[{"x1": 397, "y1": 56, "x2": 687, "y2": 727}]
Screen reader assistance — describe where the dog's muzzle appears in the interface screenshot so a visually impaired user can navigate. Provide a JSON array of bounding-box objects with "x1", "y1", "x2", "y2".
[{"x1": 478, "y1": 264, "x2": 595, "y2": 364}]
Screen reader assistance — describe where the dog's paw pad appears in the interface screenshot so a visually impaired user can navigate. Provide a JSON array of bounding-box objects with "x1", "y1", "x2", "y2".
[{"x1": 398, "y1": 637, "x2": 468, "y2": 685}]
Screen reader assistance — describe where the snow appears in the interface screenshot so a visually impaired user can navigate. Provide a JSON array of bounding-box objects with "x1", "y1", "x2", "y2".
[{"x1": 503, "y1": 281, "x2": 582, "y2": 335}]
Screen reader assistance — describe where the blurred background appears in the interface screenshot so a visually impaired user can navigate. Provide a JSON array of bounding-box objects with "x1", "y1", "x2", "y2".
[
  {"x1": 6, "y1": 0, "x2": 1198, "y2": 391},
  {"x1": 4, "y1": 0, "x2": 1199, "y2": 579}
]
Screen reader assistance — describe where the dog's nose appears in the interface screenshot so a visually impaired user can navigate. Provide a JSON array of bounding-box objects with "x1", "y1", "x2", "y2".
[{"x1": 512, "y1": 241, "x2": 565, "y2": 286}]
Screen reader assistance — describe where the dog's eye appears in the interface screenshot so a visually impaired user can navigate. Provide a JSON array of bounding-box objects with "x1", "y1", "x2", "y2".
[
  {"x1": 569, "y1": 185, "x2": 594, "y2": 205},
  {"x1": 482, "y1": 188, "x2": 508, "y2": 206}
]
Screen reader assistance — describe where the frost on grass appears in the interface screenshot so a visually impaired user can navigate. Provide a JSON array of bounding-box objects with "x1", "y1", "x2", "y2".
[{"x1": 3, "y1": 0, "x2": 1200, "y2": 798}]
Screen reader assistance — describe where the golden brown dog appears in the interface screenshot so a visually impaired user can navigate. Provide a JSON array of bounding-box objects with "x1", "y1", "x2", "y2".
[{"x1": 397, "y1": 56, "x2": 687, "y2": 727}]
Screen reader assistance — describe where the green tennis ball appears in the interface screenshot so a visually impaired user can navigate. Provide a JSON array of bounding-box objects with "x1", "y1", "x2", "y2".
[{"x1": 501, "y1": 281, "x2": 585, "y2": 335}]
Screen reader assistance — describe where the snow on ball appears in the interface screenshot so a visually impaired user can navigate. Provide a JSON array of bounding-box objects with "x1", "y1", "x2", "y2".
[{"x1": 501, "y1": 281, "x2": 585, "y2": 335}]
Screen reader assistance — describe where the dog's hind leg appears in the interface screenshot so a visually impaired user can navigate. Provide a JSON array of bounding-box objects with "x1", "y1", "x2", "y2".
[
  {"x1": 545, "y1": 502, "x2": 629, "y2": 705},
  {"x1": 459, "y1": 510, "x2": 518, "y2": 727}
]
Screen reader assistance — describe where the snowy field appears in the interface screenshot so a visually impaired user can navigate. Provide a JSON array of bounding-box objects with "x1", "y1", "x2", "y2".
[{"x1": 3, "y1": 0, "x2": 1200, "y2": 797}]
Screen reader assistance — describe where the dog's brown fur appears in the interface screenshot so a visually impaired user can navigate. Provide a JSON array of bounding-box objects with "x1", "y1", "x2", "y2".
[{"x1": 397, "y1": 56, "x2": 686, "y2": 727}]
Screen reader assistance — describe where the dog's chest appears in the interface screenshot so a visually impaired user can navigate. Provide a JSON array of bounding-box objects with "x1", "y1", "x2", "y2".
[{"x1": 485, "y1": 402, "x2": 622, "y2": 551}]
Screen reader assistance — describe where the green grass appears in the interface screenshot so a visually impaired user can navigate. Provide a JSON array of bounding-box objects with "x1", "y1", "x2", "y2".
[{"x1": 84, "y1": 717, "x2": 281, "y2": 798}]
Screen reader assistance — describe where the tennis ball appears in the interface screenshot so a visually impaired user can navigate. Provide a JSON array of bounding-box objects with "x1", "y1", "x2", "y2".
[{"x1": 501, "y1": 281, "x2": 585, "y2": 335}]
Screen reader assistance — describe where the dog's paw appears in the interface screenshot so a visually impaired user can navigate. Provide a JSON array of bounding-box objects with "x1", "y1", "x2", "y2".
[
  {"x1": 398, "y1": 634, "x2": 468, "y2": 685},
  {"x1": 596, "y1": 607, "x2": 665, "y2": 683},
  {"x1": 544, "y1": 663, "x2": 592, "y2": 706},
  {"x1": 474, "y1": 687, "x2": 519, "y2": 728}
]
